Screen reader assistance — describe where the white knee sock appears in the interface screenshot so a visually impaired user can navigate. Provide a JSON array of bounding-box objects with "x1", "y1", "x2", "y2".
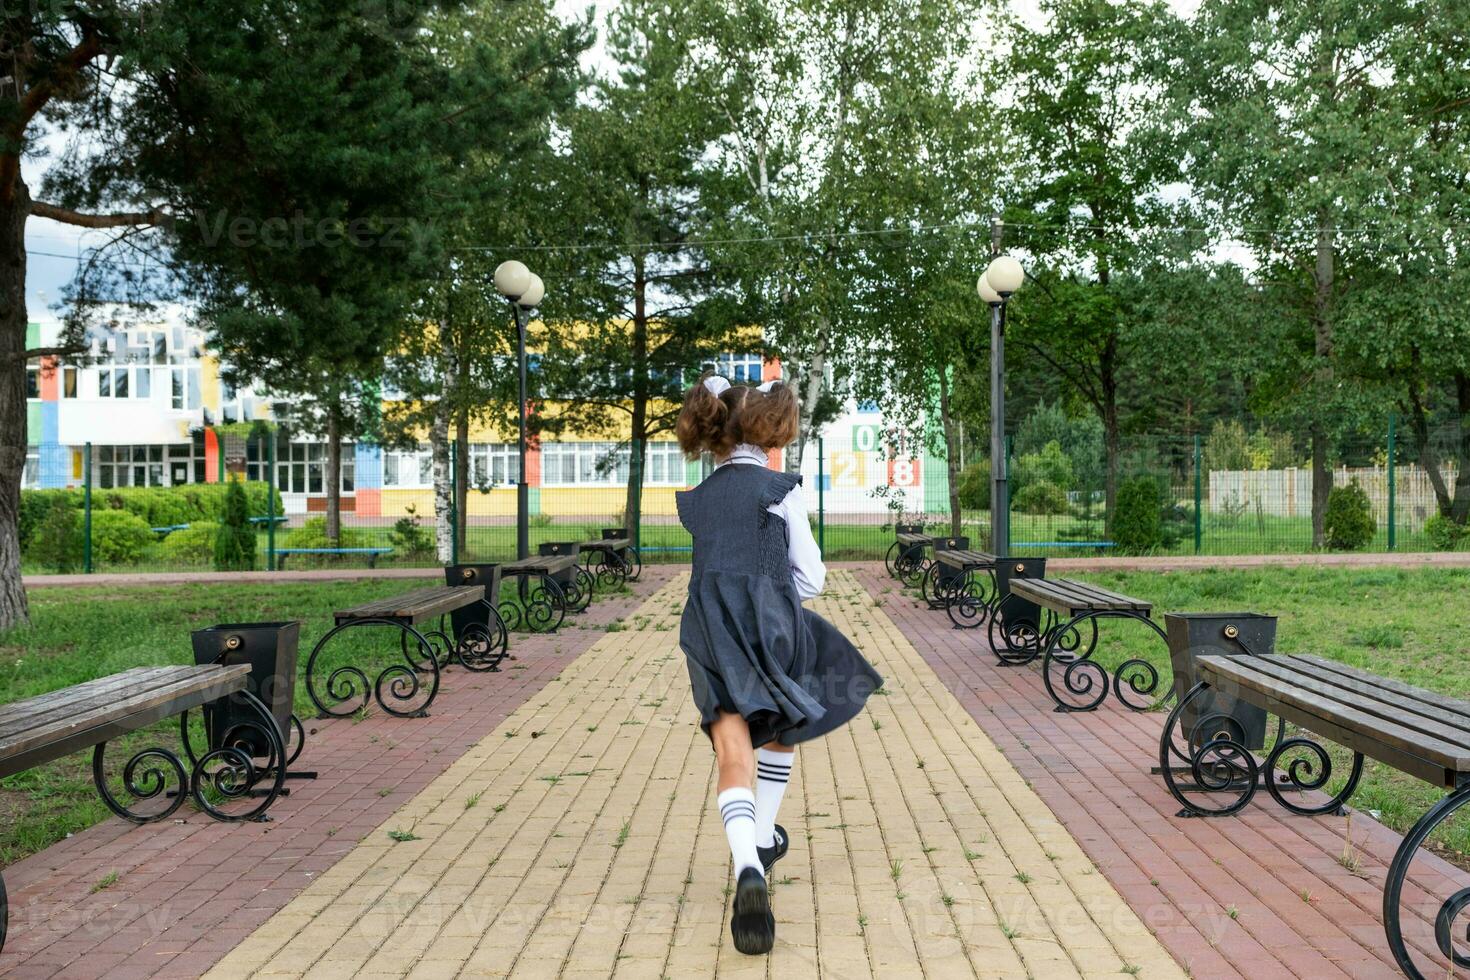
[
  {"x1": 717, "y1": 787, "x2": 762, "y2": 875},
  {"x1": 754, "y1": 748, "x2": 794, "y2": 848}
]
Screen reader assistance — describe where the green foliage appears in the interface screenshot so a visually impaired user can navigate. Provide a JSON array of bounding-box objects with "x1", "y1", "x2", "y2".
[
  {"x1": 1012, "y1": 441, "x2": 1076, "y2": 494},
  {"x1": 20, "y1": 483, "x2": 281, "y2": 534},
  {"x1": 1323, "y1": 481, "x2": 1376, "y2": 551},
  {"x1": 160, "y1": 522, "x2": 220, "y2": 564},
  {"x1": 1015, "y1": 403, "x2": 1105, "y2": 490},
  {"x1": 18, "y1": 490, "x2": 82, "y2": 553},
  {"x1": 1424, "y1": 515, "x2": 1467, "y2": 552},
  {"x1": 28, "y1": 497, "x2": 84, "y2": 573},
  {"x1": 391, "y1": 504, "x2": 433, "y2": 557},
  {"x1": 1204, "y1": 420, "x2": 1296, "y2": 471},
  {"x1": 283, "y1": 517, "x2": 374, "y2": 551},
  {"x1": 213, "y1": 481, "x2": 256, "y2": 571},
  {"x1": 957, "y1": 460, "x2": 990, "y2": 511},
  {"x1": 1114, "y1": 478, "x2": 1163, "y2": 554},
  {"x1": 87, "y1": 510, "x2": 153, "y2": 566},
  {"x1": 1013, "y1": 480, "x2": 1070, "y2": 515}
]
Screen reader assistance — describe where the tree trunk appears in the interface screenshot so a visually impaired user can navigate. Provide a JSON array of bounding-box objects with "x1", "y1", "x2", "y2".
[
  {"x1": 325, "y1": 408, "x2": 341, "y2": 546},
  {"x1": 1102, "y1": 408, "x2": 1120, "y2": 537},
  {"x1": 624, "y1": 256, "x2": 648, "y2": 537},
  {"x1": 454, "y1": 407, "x2": 469, "y2": 556},
  {"x1": 432, "y1": 407, "x2": 452, "y2": 563},
  {"x1": 1404, "y1": 360, "x2": 1453, "y2": 516},
  {"x1": 1309, "y1": 207, "x2": 1335, "y2": 548},
  {"x1": 1452, "y1": 374, "x2": 1470, "y2": 524},
  {"x1": 0, "y1": 179, "x2": 29, "y2": 628},
  {"x1": 938, "y1": 368, "x2": 962, "y2": 536},
  {"x1": 788, "y1": 326, "x2": 828, "y2": 475}
]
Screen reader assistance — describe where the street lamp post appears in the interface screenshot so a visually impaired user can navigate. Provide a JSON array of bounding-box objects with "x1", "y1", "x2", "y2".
[
  {"x1": 978, "y1": 254, "x2": 1024, "y2": 556},
  {"x1": 494, "y1": 260, "x2": 545, "y2": 560}
]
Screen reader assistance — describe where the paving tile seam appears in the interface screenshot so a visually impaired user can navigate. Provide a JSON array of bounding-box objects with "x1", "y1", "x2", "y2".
[{"x1": 198, "y1": 581, "x2": 676, "y2": 978}]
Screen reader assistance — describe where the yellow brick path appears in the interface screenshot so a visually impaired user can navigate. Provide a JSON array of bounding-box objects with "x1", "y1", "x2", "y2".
[{"x1": 206, "y1": 571, "x2": 1184, "y2": 979}]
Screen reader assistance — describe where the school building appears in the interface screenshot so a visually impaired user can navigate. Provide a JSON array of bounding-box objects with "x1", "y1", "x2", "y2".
[{"x1": 23, "y1": 316, "x2": 951, "y2": 521}]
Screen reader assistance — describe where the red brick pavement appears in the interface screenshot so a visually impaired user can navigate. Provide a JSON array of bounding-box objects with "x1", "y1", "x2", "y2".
[
  {"x1": 858, "y1": 567, "x2": 1464, "y2": 980},
  {"x1": 0, "y1": 569, "x2": 674, "y2": 980}
]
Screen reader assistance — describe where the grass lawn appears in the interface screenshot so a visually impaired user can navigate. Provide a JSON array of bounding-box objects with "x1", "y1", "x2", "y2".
[
  {"x1": 897, "y1": 564, "x2": 1470, "y2": 864},
  {"x1": 0, "y1": 577, "x2": 628, "y2": 868}
]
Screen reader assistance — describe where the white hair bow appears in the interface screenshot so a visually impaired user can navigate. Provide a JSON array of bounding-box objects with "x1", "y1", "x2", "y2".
[
  {"x1": 756, "y1": 380, "x2": 777, "y2": 393},
  {"x1": 703, "y1": 375, "x2": 731, "y2": 396}
]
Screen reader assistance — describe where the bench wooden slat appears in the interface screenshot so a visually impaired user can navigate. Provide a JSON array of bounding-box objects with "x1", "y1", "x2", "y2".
[
  {"x1": 503, "y1": 556, "x2": 577, "y2": 575},
  {"x1": 937, "y1": 549, "x2": 996, "y2": 568},
  {"x1": 335, "y1": 585, "x2": 484, "y2": 625},
  {"x1": 1293, "y1": 654, "x2": 1470, "y2": 726},
  {"x1": 895, "y1": 534, "x2": 934, "y2": 546},
  {"x1": 1196, "y1": 655, "x2": 1470, "y2": 783},
  {"x1": 1230, "y1": 655, "x2": 1470, "y2": 755},
  {"x1": 0, "y1": 667, "x2": 184, "y2": 740},
  {"x1": 582, "y1": 538, "x2": 630, "y2": 551},
  {"x1": 1009, "y1": 577, "x2": 1151, "y2": 614},
  {"x1": 0, "y1": 665, "x2": 251, "y2": 778}
]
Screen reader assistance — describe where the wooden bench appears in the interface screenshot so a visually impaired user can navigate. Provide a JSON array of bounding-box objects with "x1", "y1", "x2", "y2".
[
  {"x1": 579, "y1": 528, "x2": 642, "y2": 586},
  {"x1": 276, "y1": 546, "x2": 393, "y2": 569},
  {"x1": 501, "y1": 555, "x2": 579, "y2": 633},
  {"x1": 932, "y1": 547, "x2": 999, "y2": 629},
  {"x1": 1004, "y1": 577, "x2": 1168, "y2": 712},
  {"x1": 888, "y1": 531, "x2": 937, "y2": 585},
  {"x1": 304, "y1": 585, "x2": 485, "y2": 719},
  {"x1": 0, "y1": 665, "x2": 289, "y2": 953},
  {"x1": 1159, "y1": 653, "x2": 1470, "y2": 980}
]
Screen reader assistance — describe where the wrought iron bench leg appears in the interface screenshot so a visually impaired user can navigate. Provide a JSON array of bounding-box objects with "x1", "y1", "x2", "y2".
[
  {"x1": 1385, "y1": 781, "x2": 1470, "y2": 980},
  {"x1": 304, "y1": 617, "x2": 441, "y2": 719},
  {"x1": 1041, "y1": 612, "x2": 1106, "y2": 712},
  {"x1": 93, "y1": 690, "x2": 288, "y2": 824}
]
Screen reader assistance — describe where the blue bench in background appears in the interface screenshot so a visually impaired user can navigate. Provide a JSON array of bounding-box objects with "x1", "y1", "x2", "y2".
[{"x1": 275, "y1": 547, "x2": 393, "y2": 569}]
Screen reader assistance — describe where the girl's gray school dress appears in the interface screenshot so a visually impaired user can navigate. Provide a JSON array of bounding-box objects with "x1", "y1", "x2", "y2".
[{"x1": 676, "y1": 463, "x2": 883, "y2": 747}]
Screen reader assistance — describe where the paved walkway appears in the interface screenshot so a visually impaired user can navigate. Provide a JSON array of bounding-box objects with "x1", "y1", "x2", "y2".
[
  {"x1": 0, "y1": 572, "x2": 672, "y2": 980},
  {"x1": 201, "y1": 572, "x2": 1182, "y2": 979},
  {"x1": 860, "y1": 567, "x2": 1464, "y2": 980}
]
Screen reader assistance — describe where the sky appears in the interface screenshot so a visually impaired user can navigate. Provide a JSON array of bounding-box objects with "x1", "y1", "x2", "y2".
[{"x1": 24, "y1": 0, "x2": 1210, "y2": 329}]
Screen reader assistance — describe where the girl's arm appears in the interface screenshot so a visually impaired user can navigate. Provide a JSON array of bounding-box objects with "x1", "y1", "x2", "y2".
[{"x1": 771, "y1": 484, "x2": 825, "y2": 600}]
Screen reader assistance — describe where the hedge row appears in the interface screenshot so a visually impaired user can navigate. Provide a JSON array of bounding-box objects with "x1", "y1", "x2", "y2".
[{"x1": 19, "y1": 482, "x2": 284, "y2": 554}]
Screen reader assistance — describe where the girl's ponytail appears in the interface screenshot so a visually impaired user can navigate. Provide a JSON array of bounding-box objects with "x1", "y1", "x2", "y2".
[{"x1": 677, "y1": 374, "x2": 737, "y2": 458}]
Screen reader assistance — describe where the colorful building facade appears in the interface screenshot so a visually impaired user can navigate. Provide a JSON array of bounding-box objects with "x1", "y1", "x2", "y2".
[{"x1": 24, "y1": 318, "x2": 950, "y2": 521}]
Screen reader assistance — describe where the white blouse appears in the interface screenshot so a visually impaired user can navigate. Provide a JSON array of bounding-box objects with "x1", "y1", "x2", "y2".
[{"x1": 716, "y1": 444, "x2": 827, "y2": 600}]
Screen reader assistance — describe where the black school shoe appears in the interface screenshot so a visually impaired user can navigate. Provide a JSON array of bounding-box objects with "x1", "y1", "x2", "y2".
[
  {"x1": 730, "y1": 866, "x2": 775, "y2": 954},
  {"x1": 758, "y1": 824, "x2": 789, "y2": 876}
]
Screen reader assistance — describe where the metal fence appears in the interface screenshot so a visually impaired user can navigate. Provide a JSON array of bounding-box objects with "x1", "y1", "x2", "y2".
[{"x1": 18, "y1": 414, "x2": 1470, "y2": 575}]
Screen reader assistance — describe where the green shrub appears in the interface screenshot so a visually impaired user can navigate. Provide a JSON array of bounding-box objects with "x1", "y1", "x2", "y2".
[
  {"x1": 1425, "y1": 514, "x2": 1467, "y2": 551},
  {"x1": 28, "y1": 496, "x2": 84, "y2": 572},
  {"x1": 1323, "y1": 480, "x2": 1376, "y2": 551},
  {"x1": 956, "y1": 460, "x2": 990, "y2": 510},
  {"x1": 1012, "y1": 480, "x2": 1070, "y2": 515},
  {"x1": 18, "y1": 489, "x2": 81, "y2": 552},
  {"x1": 282, "y1": 516, "x2": 375, "y2": 550},
  {"x1": 1113, "y1": 477, "x2": 1162, "y2": 554},
  {"x1": 391, "y1": 503, "x2": 433, "y2": 556},
  {"x1": 1013, "y1": 440, "x2": 1075, "y2": 494},
  {"x1": 214, "y1": 480, "x2": 256, "y2": 570},
  {"x1": 87, "y1": 509, "x2": 153, "y2": 565},
  {"x1": 160, "y1": 522, "x2": 219, "y2": 564}
]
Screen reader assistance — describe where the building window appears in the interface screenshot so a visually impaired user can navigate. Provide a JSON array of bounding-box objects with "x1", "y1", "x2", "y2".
[
  {"x1": 96, "y1": 445, "x2": 172, "y2": 488},
  {"x1": 714, "y1": 353, "x2": 764, "y2": 383},
  {"x1": 62, "y1": 366, "x2": 77, "y2": 398},
  {"x1": 540, "y1": 442, "x2": 632, "y2": 487},
  {"x1": 644, "y1": 442, "x2": 687, "y2": 485},
  {"x1": 470, "y1": 443, "x2": 521, "y2": 488},
  {"x1": 25, "y1": 366, "x2": 39, "y2": 399},
  {"x1": 382, "y1": 446, "x2": 433, "y2": 488},
  {"x1": 98, "y1": 366, "x2": 156, "y2": 399},
  {"x1": 22, "y1": 451, "x2": 39, "y2": 488},
  {"x1": 276, "y1": 442, "x2": 354, "y2": 494}
]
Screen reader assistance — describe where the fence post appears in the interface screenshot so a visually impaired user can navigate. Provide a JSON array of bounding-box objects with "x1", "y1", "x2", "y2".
[
  {"x1": 83, "y1": 442, "x2": 93, "y2": 574},
  {"x1": 1387, "y1": 412, "x2": 1396, "y2": 551},
  {"x1": 1193, "y1": 434, "x2": 1203, "y2": 555},
  {"x1": 816, "y1": 435, "x2": 825, "y2": 558},
  {"x1": 449, "y1": 440, "x2": 459, "y2": 566},
  {"x1": 1005, "y1": 435, "x2": 1014, "y2": 553},
  {"x1": 266, "y1": 433, "x2": 277, "y2": 571}
]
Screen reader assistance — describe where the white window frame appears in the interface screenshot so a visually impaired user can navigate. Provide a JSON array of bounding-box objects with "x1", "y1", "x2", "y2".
[
  {"x1": 714, "y1": 352, "x2": 765, "y2": 384},
  {"x1": 470, "y1": 443, "x2": 521, "y2": 488}
]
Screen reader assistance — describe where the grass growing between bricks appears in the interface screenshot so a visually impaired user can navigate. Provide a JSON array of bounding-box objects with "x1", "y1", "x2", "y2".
[{"x1": 1061, "y1": 565, "x2": 1470, "y2": 861}]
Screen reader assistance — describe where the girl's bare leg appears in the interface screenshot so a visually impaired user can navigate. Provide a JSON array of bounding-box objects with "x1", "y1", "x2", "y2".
[{"x1": 710, "y1": 710, "x2": 755, "y2": 791}]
